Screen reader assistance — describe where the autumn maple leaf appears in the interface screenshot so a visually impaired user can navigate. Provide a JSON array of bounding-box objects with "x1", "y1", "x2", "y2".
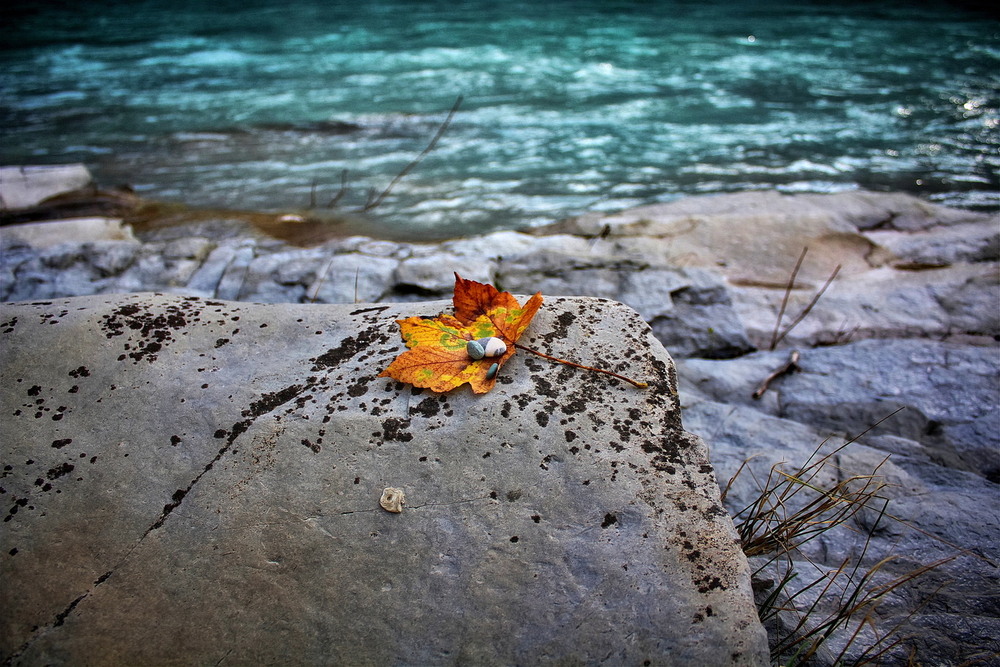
[{"x1": 380, "y1": 274, "x2": 543, "y2": 393}]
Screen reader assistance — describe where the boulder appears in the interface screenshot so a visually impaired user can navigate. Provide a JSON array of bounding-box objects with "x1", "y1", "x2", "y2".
[
  {"x1": 0, "y1": 165, "x2": 93, "y2": 211},
  {"x1": 0, "y1": 293, "x2": 767, "y2": 665}
]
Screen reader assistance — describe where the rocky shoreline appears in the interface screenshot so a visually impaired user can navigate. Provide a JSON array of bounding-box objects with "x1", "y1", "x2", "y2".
[{"x1": 2, "y1": 165, "x2": 998, "y2": 664}]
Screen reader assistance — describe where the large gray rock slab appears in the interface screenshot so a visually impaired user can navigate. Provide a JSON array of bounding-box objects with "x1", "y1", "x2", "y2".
[
  {"x1": 545, "y1": 190, "x2": 991, "y2": 275},
  {"x1": 0, "y1": 294, "x2": 767, "y2": 665},
  {"x1": 536, "y1": 190, "x2": 999, "y2": 350},
  {"x1": 677, "y1": 339, "x2": 1000, "y2": 480},
  {"x1": 729, "y1": 262, "x2": 1000, "y2": 349}
]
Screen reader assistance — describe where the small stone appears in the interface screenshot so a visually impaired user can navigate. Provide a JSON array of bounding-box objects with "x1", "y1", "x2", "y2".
[
  {"x1": 379, "y1": 487, "x2": 405, "y2": 513},
  {"x1": 467, "y1": 337, "x2": 506, "y2": 360}
]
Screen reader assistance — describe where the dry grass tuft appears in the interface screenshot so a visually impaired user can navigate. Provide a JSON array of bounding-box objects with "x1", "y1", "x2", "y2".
[{"x1": 725, "y1": 409, "x2": 954, "y2": 665}]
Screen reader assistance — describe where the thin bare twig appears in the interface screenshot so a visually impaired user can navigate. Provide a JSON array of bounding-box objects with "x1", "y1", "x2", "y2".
[
  {"x1": 362, "y1": 95, "x2": 463, "y2": 212},
  {"x1": 308, "y1": 254, "x2": 337, "y2": 304},
  {"x1": 753, "y1": 349, "x2": 801, "y2": 399},
  {"x1": 772, "y1": 262, "x2": 842, "y2": 350},
  {"x1": 327, "y1": 169, "x2": 350, "y2": 208},
  {"x1": 770, "y1": 246, "x2": 809, "y2": 350}
]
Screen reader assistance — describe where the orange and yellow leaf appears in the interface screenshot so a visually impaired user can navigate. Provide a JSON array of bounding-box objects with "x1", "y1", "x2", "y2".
[{"x1": 380, "y1": 274, "x2": 543, "y2": 393}]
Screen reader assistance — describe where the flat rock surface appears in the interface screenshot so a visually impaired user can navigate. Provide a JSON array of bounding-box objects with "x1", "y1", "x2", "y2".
[{"x1": 0, "y1": 293, "x2": 767, "y2": 665}]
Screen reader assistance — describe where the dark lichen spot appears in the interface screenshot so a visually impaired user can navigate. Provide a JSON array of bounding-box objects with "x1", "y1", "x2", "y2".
[
  {"x1": 214, "y1": 338, "x2": 230, "y2": 348},
  {"x1": 531, "y1": 514, "x2": 541, "y2": 523},
  {"x1": 214, "y1": 429, "x2": 227, "y2": 439},
  {"x1": 381, "y1": 417, "x2": 413, "y2": 442},
  {"x1": 535, "y1": 411, "x2": 549, "y2": 427},
  {"x1": 555, "y1": 310, "x2": 576, "y2": 333},
  {"x1": 601, "y1": 513, "x2": 618, "y2": 528},
  {"x1": 170, "y1": 435, "x2": 182, "y2": 446},
  {"x1": 311, "y1": 329, "x2": 388, "y2": 371},
  {"x1": 51, "y1": 438, "x2": 72, "y2": 449},
  {"x1": 350, "y1": 306, "x2": 390, "y2": 316},
  {"x1": 696, "y1": 575, "x2": 724, "y2": 594},
  {"x1": 227, "y1": 420, "x2": 251, "y2": 445},
  {"x1": 159, "y1": 488, "x2": 188, "y2": 518},
  {"x1": 301, "y1": 439, "x2": 321, "y2": 453},
  {"x1": 244, "y1": 385, "x2": 304, "y2": 419},
  {"x1": 509, "y1": 536, "x2": 519, "y2": 543},
  {"x1": 27, "y1": 385, "x2": 42, "y2": 397},
  {"x1": 410, "y1": 396, "x2": 440, "y2": 418},
  {"x1": 347, "y1": 379, "x2": 369, "y2": 398},
  {"x1": 46, "y1": 462, "x2": 74, "y2": 480}
]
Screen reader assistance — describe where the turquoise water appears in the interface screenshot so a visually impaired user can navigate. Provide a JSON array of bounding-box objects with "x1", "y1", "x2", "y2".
[{"x1": 3, "y1": 1, "x2": 998, "y2": 238}]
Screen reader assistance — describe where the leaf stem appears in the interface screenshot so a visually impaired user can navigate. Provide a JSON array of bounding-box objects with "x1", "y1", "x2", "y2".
[{"x1": 514, "y1": 343, "x2": 648, "y2": 388}]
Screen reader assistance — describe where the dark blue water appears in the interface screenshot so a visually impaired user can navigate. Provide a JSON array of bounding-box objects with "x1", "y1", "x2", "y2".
[{"x1": 3, "y1": 1, "x2": 998, "y2": 238}]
